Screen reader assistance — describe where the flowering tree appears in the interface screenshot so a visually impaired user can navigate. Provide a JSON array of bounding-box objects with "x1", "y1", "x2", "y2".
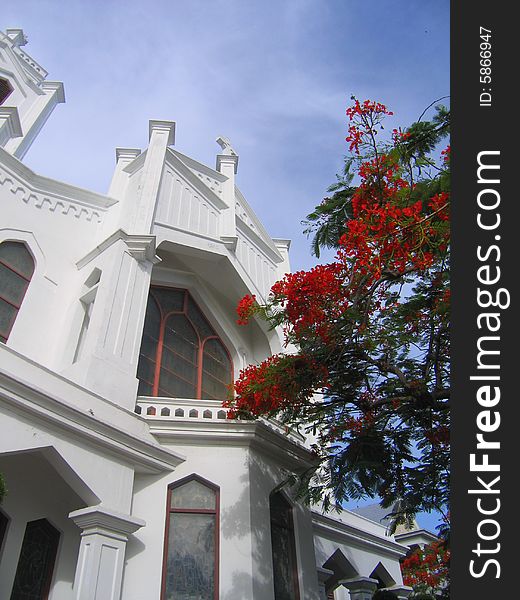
[
  {"x1": 401, "y1": 540, "x2": 450, "y2": 597},
  {"x1": 226, "y1": 98, "x2": 450, "y2": 529}
]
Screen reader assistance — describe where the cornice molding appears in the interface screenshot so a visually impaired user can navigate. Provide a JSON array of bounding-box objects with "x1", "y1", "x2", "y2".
[
  {"x1": 147, "y1": 418, "x2": 316, "y2": 471},
  {"x1": 311, "y1": 511, "x2": 408, "y2": 559},
  {"x1": 69, "y1": 505, "x2": 145, "y2": 539},
  {"x1": 116, "y1": 147, "x2": 141, "y2": 163},
  {"x1": 273, "y1": 238, "x2": 291, "y2": 251},
  {"x1": 0, "y1": 345, "x2": 185, "y2": 473},
  {"x1": 149, "y1": 120, "x2": 176, "y2": 146},
  {"x1": 216, "y1": 152, "x2": 239, "y2": 174},
  {"x1": 0, "y1": 147, "x2": 117, "y2": 222},
  {"x1": 394, "y1": 528, "x2": 438, "y2": 544},
  {"x1": 41, "y1": 80, "x2": 65, "y2": 104},
  {"x1": 75, "y1": 230, "x2": 161, "y2": 269},
  {"x1": 0, "y1": 106, "x2": 23, "y2": 138}
]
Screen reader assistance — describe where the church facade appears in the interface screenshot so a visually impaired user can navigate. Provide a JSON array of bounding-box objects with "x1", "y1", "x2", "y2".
[{"x1": 0, "y1": 28, "x2": 414, "y2": 600}]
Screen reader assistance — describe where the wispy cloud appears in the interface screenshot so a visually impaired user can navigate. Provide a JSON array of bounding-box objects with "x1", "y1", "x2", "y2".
[{"x1": 3, "y1": 0, "x2": 449, "y2": 271}]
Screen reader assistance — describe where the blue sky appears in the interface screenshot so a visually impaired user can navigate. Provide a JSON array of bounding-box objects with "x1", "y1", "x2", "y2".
[{"x1": 3, "y1": 0, "x2": 449, "y2": 530}]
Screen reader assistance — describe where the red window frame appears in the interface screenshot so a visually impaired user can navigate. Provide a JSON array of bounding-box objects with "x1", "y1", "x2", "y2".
[
  {"x1": 161, "y1": 474, "x2": 220, "y2": 600},
  {"x1": 0, "y1": 241, "x2": 35, "y2": 343},
  {"x1": 138, "y1": 287, "x2": 233, "y2": 400}
]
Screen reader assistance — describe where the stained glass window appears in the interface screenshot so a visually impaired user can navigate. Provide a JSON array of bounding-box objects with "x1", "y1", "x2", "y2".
[
  {"x1": 137, "y1": 288, "x2": 232, "y2": 400},
  {"x1": 0, "y1": 241, "x2": 35, "y2": 343},
  {"x1": 162, "y1": 476, "x2": 219, "y2": 600},
  {"x1": 10, "y1": 518, "x2": 60, "y2": 600},
  {"x1": 270, "y1": 492, "x2": 300, "y2": 600}
]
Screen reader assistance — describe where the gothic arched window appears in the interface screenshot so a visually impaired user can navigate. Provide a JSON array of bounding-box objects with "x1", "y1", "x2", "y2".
[
  {"x1": 0, "y1": 241, "x2": 35, "y2": 343},
  {"x1": 162, "y1": 475, "x2": 219, "y2": 600},
  {"x1": 137, "y1": 287, "x2": 233, "y2": 400},
  {"x1": 270, "y1": 492, "x2": 300, "y2": 600}
]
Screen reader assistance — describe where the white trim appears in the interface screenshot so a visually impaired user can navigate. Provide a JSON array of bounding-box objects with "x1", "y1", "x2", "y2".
[
  {"x1": 0, "y1": 147, "x2": 117, "y2": 213},
  {"x1": 312, "y1": 512, "x2": 409, "y2": 559},
  {"x1": 0, "y1": 344, "x2": 185, "y2": 473}
]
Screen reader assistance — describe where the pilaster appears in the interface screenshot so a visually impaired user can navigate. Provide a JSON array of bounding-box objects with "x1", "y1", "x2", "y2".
[
  {"x1": 69, "y1": 506, "x2": 145, "y2": 600},
  {"x1": 108, "y1": 147, "x2": 141, "y2": 199},
  {"x1": 4, "y1": 81, "x2": 65, "y2": 159},
  {"x1": 273, "y1": 238, "x2": 291, "y2": 276},
  {"x1": 131, "y1": 120, "x2": 175, "y2": 233},
  {"x1": 340, "y1": 576, "x2": 379, "y2": 600},
  {"x1": 216, "y1": 136, "x2": 239, "y2": 249},
  {"x1": 72, "y1": 231, "x2": 161, "y2": 408}
]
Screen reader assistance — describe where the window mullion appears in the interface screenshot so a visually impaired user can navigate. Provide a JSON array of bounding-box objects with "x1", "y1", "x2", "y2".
[{"x1": 153, "y1": 314, "x2": 167, "y2": 397}]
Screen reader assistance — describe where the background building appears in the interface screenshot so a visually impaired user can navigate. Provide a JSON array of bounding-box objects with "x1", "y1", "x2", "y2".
[{"x1": 1, "y1": 28, "x2": 415, "y2": 600}]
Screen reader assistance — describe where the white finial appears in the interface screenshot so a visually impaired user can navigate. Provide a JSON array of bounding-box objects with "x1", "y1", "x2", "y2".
[{"x1": 216, "y1": 135, "x2": 237, "y2": 156}]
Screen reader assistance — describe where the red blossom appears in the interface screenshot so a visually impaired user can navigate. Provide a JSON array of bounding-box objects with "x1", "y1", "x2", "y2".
[
  {"x1": 236, "y1": 294, "x2": 257, "y2": 325},
  {"x1": 224, "y1": 354, "x2": 328, "y2": 418},
  {"x1": 401, "y1": 541, "x2": 450, "y2": 592},
  {"x1": 229, "y1": 97, "x2": 450, "y2": 438}
]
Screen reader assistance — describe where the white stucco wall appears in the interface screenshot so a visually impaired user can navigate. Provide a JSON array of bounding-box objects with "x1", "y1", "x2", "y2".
[{"x1": 124, "y1": 442, "x2": 322, "y2": 600}]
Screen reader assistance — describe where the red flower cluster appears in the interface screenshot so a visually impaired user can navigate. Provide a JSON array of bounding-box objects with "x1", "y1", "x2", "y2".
[
  {"x1": 337, "y1": 198, "x2": 438, "y2": 283},
  {"x1": 225, "y1": 354, "x2": 328, "y2": 418},
  {"x1": 270, "y1": 263, "x2": 346, "y2": 341},
  {"x1": 392, "y1": 128, "x2": 412, "y2": 144},
  {"x1": 428, "y1": 192, "x2": 450, "y2": 221},
  {"x1": 401, "y1": 541, "x2": 450, "y2": 591},
  {"x1": 229, "y1": 98, "x2": 450, "y2": 422},
  {"x1": 346, "y1": 98, "x2": 393, "y2": 119},
  {"x1": 236, "y1": 294, "x2": 257, "y2": 325},
  {"x1": 345, "y1": 99, "x2": 394, "y2": 154}
]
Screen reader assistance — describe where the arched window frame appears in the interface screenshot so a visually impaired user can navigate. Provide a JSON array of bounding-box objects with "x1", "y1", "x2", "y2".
[
  {"x1": 269, "y1": 490, "x2": 301, "y2": 600},
  {"x1": 138, "y1": 286, "x2": 234, "y2": 400},
  {"x1": 161, "y1": 474, "x2": 220, "y2": 600},
  {"x1": 0, "y1": 241, "x2": 35, "y2": 343}
]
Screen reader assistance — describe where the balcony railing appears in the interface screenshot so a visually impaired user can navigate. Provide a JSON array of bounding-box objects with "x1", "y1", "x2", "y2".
[{"x1": 135, "y1": 396, "x2": 306, "y2": 444}]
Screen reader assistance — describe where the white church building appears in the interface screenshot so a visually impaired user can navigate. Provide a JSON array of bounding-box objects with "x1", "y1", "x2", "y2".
[{"x1": 0, "y1": 28, "x2": 420, "y2": 600}]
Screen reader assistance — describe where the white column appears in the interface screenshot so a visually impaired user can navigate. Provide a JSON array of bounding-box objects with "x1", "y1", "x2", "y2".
[
  {"x1": 69, "y1": 506, "x2": 145, "y2": 600},
  {"x1": 340, "y1": 576, "x2": 379, "y2": 600}
]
